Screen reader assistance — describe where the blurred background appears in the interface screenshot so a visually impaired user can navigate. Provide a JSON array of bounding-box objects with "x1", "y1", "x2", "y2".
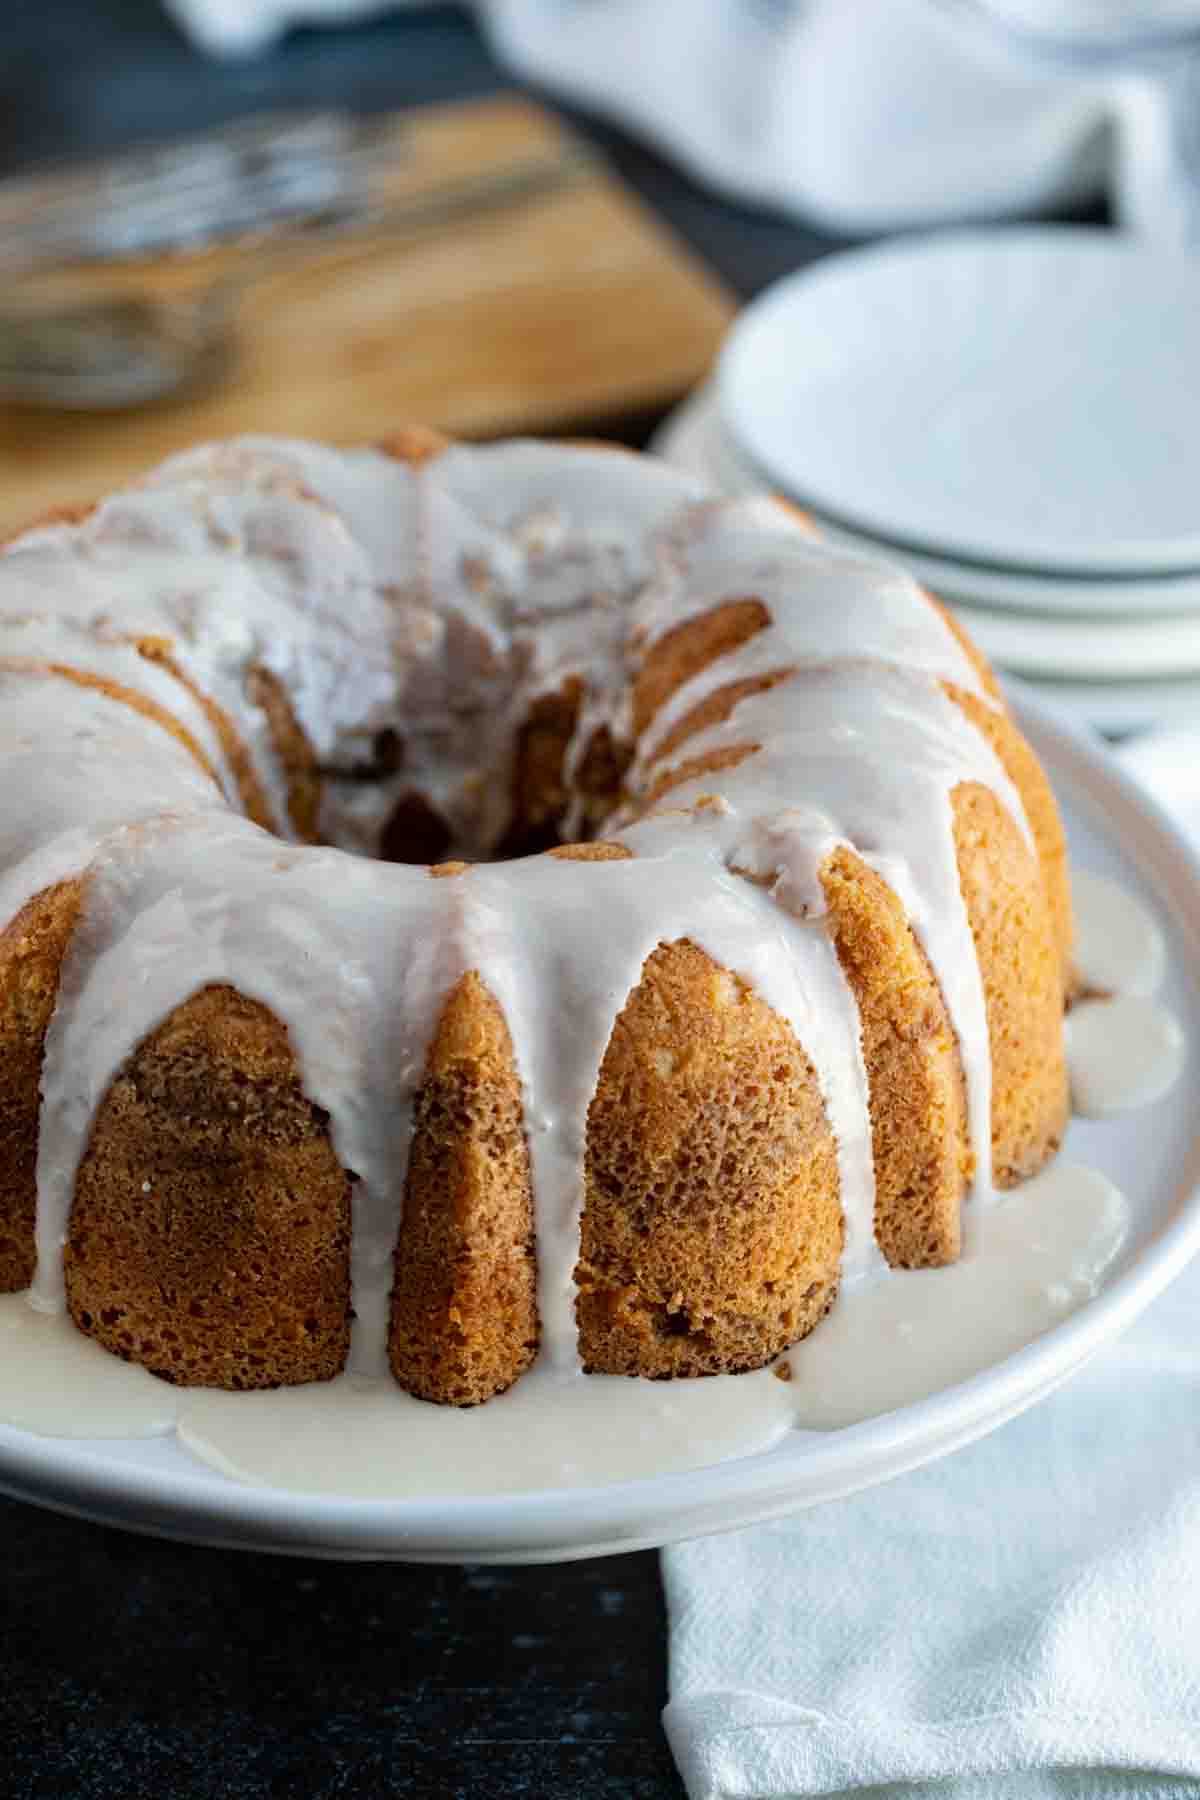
[
  {"x1": 0, "y1": 3, "x2": 819, "y2": 456},
  {"x1": 6, "y1": 0, "x2": 1200, "y2": 751}
]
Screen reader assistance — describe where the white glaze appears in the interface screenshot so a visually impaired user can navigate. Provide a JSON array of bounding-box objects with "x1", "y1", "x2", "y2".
[
  {"x1": 1062, "y1": 870, "x2": 1183, "y2": 1119},
  {"x1": 0, "y1": 1297, "x2": 177, "y2": 1438},
  {"x1": 784, "y1": 1162, "x2": 1129, "y2": 1429},
  {"x1": 0, "y1": 673, "x2": 222, "y2": 932},
  {"x1": 30, "y1": 815, "x2": 466, "y2": 1377},
  {"x1": 0, "y1": 609, "x2": 236, "y2": 798},
  {"x1": 1067, "y1": 996, "x2": 1187, "y2": 1119},
  {"x1": 0, "y1": 1155, "x2": 1131, "y2": 1490},
  {"x1": 0, "y1": 432, "x2": 1173, "y2": 1450},
  {"x1": 1070, "y1": 869, "x2": 1167, "y2": 998}
]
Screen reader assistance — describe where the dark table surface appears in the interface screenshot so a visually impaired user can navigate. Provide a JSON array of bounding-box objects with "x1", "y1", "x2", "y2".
[{"x1": 0, "y1": 6, "x2": 858, "y2": 1798}]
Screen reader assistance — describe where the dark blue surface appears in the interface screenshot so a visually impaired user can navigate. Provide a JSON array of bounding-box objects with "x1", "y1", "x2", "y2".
[{"x1": 4, "y1": 1507, "x2": 678, "y2": 1796}]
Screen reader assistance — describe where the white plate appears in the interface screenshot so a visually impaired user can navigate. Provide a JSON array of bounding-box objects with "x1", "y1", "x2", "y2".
[
  {"x1": 653, "y1": 383, "x2": 1200, "y2": 620},
  {"x1": 0, "y1": 698, "x2": 1197, "y2": 1561},
  {"x1": 719, "y1": 229, "x2": 1200, "y2": 578},
  {"x1": 1017, "y1": 672, "x2": 1200, "y2": 736},
  {"x1": 955, "y1": 606, "x2": 1200, "y2": 681},
  {"x1": 1116, "y1": 726, "x2": 1200, "y2": 848},
  {"x1": 653, "y1": 389, "x2": 1200, "y2": 717}
]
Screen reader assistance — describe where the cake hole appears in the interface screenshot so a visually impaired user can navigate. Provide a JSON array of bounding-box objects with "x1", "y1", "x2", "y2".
[{"x1": 380, "y1": 792, "x2": 454, "y2": 866}]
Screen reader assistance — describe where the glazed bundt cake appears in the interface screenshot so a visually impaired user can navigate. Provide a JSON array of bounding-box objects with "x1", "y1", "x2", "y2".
[{"x1": 0, "y1": 431, "x2": 1071, "y2": 1404}]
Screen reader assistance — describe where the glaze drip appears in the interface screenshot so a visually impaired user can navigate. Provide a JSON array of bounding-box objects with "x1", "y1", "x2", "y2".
[{"x1": 0, "y1": 435, "x2": 1051, "y2": 1384}]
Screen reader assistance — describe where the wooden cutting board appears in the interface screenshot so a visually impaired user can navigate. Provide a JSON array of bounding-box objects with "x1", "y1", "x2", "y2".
[{"x1": 0, "y1": 95, "x2": 734, "y2": 536}]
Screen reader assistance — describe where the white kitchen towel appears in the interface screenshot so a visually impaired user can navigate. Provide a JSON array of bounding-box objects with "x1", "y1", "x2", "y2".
[
  {"x1": 662, "y1": 737, "x2": 1200, "y2": 1800},
  {"x1": 662, "y1": 1261, "x2": 1200, "y2": 1798},
  {"x1": 162, "y1": 0, "x2": 1200, "y2": 245}
]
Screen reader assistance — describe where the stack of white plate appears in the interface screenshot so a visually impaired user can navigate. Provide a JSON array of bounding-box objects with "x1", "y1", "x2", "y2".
[{"x1": 651, "y1": 229, "x2": 1200, "y2": 735}]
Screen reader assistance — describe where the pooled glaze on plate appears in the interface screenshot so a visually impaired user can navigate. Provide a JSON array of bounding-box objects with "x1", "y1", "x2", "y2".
[{"x1": 0, "y1": 873, "x2": 1179, "y2": 1495}]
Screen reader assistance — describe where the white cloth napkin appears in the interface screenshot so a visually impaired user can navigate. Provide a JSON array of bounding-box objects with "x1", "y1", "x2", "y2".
[
  {"x1": 662, "y1": 1281, "x2": 1200, "y2": 1798},
  {"x1": 661, "y1": 736, "x2": 1200, "y2": 1799},
  {"x1": 162, "y1": 0, "x2": 1200, "y2": 245}
]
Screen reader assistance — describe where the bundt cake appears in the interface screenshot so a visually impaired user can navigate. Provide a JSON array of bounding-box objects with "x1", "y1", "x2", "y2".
[{"x1": 0, "y1": 431, "x2": 1071, "y2": 1406}]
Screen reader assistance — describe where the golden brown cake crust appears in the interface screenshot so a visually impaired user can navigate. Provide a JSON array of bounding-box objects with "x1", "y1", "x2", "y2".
[
  {"x1": 64, "y1": 985, "x2": 352, "y2": 1389},
  {"x1": 376, "y1": 425, "x2": 451, "y2": 468},
  {"x1": 951, "y1": 782, "x2": 1069, "y2": 1185},
  {"x1": 632, "y1": 598, "x2": 771, "y2": 737},
  {"x1": 244, "y1": 664, "x2": 323, "y2": 843},
  {"x1": 389, "y1": 966, "x2": 539, "y2": 1406},
  {"x1": 0, "y1": 881, "x2": 83, "y2": 1293},
  {"x1": 947, "y1": 682, "x2": 1074, "y2": 984},
  {"x1": 501, "y1": 676, "x2": 588, "y2": 856},
  {"x1": 819, "y1": 847, "x2": 970, "y2": 1268},
  {"x1": 578, "y1": 938, "x2": 842, "y2": 1378},
  {"x1": 0, "y1": 501, "x2": 98, "y2": 547},
  {"x1": 137, "y1": 639, "x2": 281, "y2": 833}
]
